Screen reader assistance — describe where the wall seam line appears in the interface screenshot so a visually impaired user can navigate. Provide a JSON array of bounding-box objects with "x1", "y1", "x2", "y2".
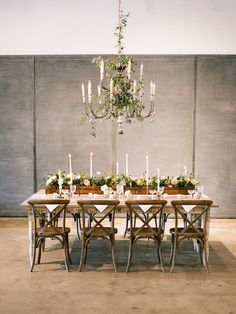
[
  {"x1": 192, "y1": 56, "x2": 198, "y2": 177},
  {"x1": 33, "y1": 56, "x2": 37, "y2": 192}
]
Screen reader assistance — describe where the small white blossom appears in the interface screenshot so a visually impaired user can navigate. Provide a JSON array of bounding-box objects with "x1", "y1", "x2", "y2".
[
  {"x1": 83, "y1": 179, "x2": 90, "y2": 186},
  {"x1": 101, "y1": 184, "x2": 108, "y2": 192},
  {"x1": 171, "y1": 177, "x2": 178, "y2": 186}
]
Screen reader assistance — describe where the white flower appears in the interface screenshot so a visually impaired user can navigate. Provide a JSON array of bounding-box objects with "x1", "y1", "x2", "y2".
[
  {"x1": 191, "y1": 178, "x2": 198, "y2": 185},
  {"x1": 125, "y1": 190, "x2": 131, "y2": 197},
  {"x1": 137, "y1": 178, "x2": 145, "y2": 186},
  {"x1": 171, "y1": 177, "x2": 178, "y2": 186},
  {"x1": 46, "y1": 178, "x2": 52, "y2": 186},
  {"x1": 101, "y1": 184, "x2": 108, "y2": 192},
  {"x1": 161, "y1": 176, "x2": 167, "y2": 180},
  {"x1": 83, "y1": 179, "x2": 90, "y2": 186},
  {"x1": 76, "y1": 174, "x2": 81, "y2": 179}
]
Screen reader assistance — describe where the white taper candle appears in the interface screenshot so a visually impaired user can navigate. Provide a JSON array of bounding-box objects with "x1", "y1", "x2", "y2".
[
  {"x1": 146, "y1": 156, "x2": 149, "y2": 187},
  {"x1": 68, "y1": 154, "x2": 73, "y2": 185},
  {"x1": 125, "y1": 154, "x2": 129, "y2": 176},
  {"x1": 90, "y1": 152, "x2": 93, "y2": 177}
]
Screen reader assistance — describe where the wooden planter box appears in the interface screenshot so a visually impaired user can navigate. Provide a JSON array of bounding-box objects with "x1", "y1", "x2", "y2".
[
  {"x1": 124, "y1": 186, "x2": 189, "y2": 195},
  {"x1": 45, "y1": 185, "x2": 102, "y2": 195},
  {"x1": 45, "y1": 185, "x2": 189, "y2": 195}
]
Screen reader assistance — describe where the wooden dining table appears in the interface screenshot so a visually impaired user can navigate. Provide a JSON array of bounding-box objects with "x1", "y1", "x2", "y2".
[{"x1": 20, "y1": 189, "x2": 218, "y2": 266}]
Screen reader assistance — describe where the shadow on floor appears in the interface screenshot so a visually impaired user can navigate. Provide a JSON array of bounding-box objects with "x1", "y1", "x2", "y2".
[{"x1": 66, "y1": 237, "x2": 236, "y2": 273}]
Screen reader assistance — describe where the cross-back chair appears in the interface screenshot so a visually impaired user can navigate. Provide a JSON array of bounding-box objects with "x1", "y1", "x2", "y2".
[
  {"x1": 28, "y1": 199, "x2": 71, "y2": 272},
  {"x1": 125, "y1": 199, "x2": 167, "y2": 272},
  {"x1": 169, "y1": 199, "x2": 213, "y2": 272},
  {"x1": 77, "y1": 199, "x2": 120, "y2": 272}
]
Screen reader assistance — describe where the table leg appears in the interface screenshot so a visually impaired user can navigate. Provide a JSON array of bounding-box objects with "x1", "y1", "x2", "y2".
[
  {"x1": 28, "y1": 211, "x2": 33, "y2": 266},
  {"x1": 204, "y1": 210, "x2": 210, "y2": 264}
]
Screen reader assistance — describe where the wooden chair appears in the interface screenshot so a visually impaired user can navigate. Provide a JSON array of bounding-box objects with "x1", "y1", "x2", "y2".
[
  {"x1": 77, "y1": 199, "x2": 120, "y2": 272},
  {"x1": 169, "y1": 199, "x2": 213, "y2": 272},
  {"x1": 125, "y1": 199, "x2": 167, "y2": 272},
  {"x1": 28, "y1": 199, "x2": 71, "y2": 272}
]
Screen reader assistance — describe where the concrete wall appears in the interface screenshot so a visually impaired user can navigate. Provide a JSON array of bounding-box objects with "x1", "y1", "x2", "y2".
[{"x1": 0, "y1": 55, "x2": 235, "y2": 217}]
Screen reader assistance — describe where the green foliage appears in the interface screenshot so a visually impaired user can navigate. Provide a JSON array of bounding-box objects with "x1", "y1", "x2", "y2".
[
  {"x1": 44, "y1": 172, "x2": 199, "y2": 190},
  {"x1": 82, "y1": 8, "x2": 145, "y2": 136}
]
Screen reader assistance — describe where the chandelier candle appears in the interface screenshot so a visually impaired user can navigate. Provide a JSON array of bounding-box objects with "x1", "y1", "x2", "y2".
[
  {"x1": 80, "y1": 0, "x2": 156, "y2": 136},
  {"x1": 81, "y1": 83, "x2": 86, "y2": 103},
  {"x1": 90, "y1": 152, "x2": 93, "y2": 177},
  {"x1": 184, "y1": 166, "x2": 187, "y2": 176}
]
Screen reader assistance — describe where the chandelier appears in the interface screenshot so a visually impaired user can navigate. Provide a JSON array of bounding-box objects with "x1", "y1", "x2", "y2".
[{"x1": 81, "y1": 0, "x2": 156, "y2": 135}]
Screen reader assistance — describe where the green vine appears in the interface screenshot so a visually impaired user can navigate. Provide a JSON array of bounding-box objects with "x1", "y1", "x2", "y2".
[{"x1": 82, "y1": 5, "x2": 145, "y2": 136}]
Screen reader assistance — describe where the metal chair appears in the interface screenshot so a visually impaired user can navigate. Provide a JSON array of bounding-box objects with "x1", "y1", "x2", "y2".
[
  {"x1": 125, "y1": 199, "x2": 167, "y2": 272},
  {"x1": 28, "y1": 199, "x2": 71, "y2": 272},
  {"x1": 169, "y1": 199, "x2": 213, "y2": 272},
  {"x1": 77, "y1": 199, "x2": 119, "y2": 272}
]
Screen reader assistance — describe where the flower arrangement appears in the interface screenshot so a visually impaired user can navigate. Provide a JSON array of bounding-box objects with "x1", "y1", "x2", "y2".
[{"x1": 44, "y1": 172, "x2": 198, "y2": 190}]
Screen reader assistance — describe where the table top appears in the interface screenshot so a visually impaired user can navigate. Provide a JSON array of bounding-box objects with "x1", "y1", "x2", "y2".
[{"x1": 20, "y1": 189, "x2": 218, "y2": 213}]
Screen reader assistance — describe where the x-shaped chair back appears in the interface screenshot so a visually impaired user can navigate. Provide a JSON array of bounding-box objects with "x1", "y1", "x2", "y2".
[
  {"x1": 171, "y1": 200, "x2": 213, "y2": 238},
  {"x1": 77, "y1": 199, "x2": 120, "y2": 237},
  {"x1": 125, "y1": 199, "x2": 167, "y2": 240},
  {"x1": 28, "y1": 199, "x2": 70, "y2": 235}
]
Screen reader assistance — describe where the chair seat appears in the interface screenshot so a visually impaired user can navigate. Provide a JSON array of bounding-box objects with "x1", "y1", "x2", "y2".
[
  {"x1": 37, "y1": 226, "x2": 71, "y2": 237},
  {"x1": 169, "y1": 227, "x2": 204, "y2": 237},
  {"x1": 84, "y1": 227, "x2": 118, "y2": 237}
]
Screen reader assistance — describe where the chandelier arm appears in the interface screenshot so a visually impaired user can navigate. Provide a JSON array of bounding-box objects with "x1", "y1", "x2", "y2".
[
  {"x1": 84, "y1": 103, "x2": 110, "y2": 119},
  {"x1": 139, "y1": 101, "x2": 155, "y2": 119},
  {"x1": 80, "y1": 0, "x2": 156, "y2": 136}
]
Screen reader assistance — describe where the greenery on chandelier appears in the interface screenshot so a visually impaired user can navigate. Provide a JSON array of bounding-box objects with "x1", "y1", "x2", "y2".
[{"x1": 81, "y1": 7, "x2": 146, "y2": 136}]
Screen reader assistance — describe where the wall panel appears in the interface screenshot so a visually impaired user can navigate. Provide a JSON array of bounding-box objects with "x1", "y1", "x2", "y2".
[
  {"x1": 0, "y1": 56, "x2": 34, "y2": 216},
  {"x1": 116, "y1": 56, "x2": 195, "y2": 177},
  {"x1": 35, "y1": 56, "x2": 113, "y2": 188},
  {"x1": 195, "y1": 56, "x2": 236, "y2": 217}
]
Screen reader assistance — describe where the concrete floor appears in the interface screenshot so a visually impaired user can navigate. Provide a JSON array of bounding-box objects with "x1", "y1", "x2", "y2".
[{"x1": 0, "y1": 218, "x2": 236, "y2": 314}]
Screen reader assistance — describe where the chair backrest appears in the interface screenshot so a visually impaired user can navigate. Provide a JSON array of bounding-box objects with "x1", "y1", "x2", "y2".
[
  {"x1": 77, "y1": 199, "x2": 120, "y2": 237},
  {"x1": 125, "y1": 199, "x2": 167, "y2": 238},
  {"x1": 28, "y1": 199, "x2": 70, "y2": 235},
  {"x1": 171, "y1": 200, "x2": 213, "y2": 237}
]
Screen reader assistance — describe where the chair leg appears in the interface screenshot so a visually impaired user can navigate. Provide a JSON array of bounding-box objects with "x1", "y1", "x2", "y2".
[
  {"x1": 74, "y1": 214, "x2": 81, "y2": 239},
  {"x1": 126, "y1": 237, "x2": 134, "y2": 272},
  {"x1": 65, "y1": 234, "x2": 72, "y2": 264},
  {"x1": 37, "y1": 239, "x2": 42, "y2": 264},
  {"x1": 169, "y1": 234, "x2": 174, "y2": 265},
  {"x1": 79, "y1": 237, "x2": 88, "y2": 272},
  {"x1": 170, "y1": 235, "x2": 177, "y2": 272},
  {"x1": 203, "y1": 242, "x2": 210, "y2": 272},
  {"x1": 123, "y1": 213, "x2": 130, "y2": 238},
  {"x1": 63, "y1": 235, "x2": 70, "y2": 272},
  {"x1": 111, "y1": 236, "x2": 117, "y2": 272},
  {"x1": 158, "y1": 244, "x2": 165, "y2": 272},
  {"x1": 30, "y1": 237, "x2": 37, "y2": 272}
]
